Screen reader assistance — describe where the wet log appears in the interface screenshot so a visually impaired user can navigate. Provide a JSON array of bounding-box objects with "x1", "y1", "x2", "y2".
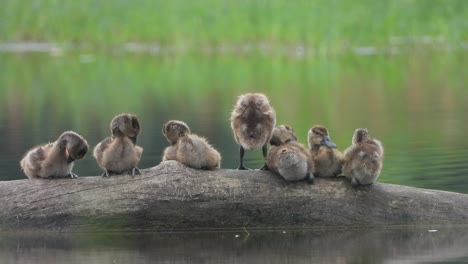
[{"x1": 1, "y1": 161, "x2": 467, "y2": 232}]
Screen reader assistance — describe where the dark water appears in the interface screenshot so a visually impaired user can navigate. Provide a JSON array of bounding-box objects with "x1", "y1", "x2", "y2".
[{"x1": 1, "y1": 228, "x2": 468, "y2": 264}]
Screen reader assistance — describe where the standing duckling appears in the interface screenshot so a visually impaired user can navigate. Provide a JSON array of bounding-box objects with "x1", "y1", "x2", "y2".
[
  {"x1": 308, "y1": 125, "x2": 343, "y2": 177},
  {"x1": 342, "y1": 128, "x2": 384, "y2": 186},
  {"x1": 20, "y1": 131, "x2": 89, "y2": 179},
  {"x1": 162, "y1": 120, "x2": 221, "y2": 170},
  {"x1": 93, "y1": 113, "x2": 143, "y2": 177},
  {"x1": 267, "y1": 125, "x2": 314, "y2": 183},
  {"x1": 230, "y1": 93, "x2": 276, "y2": 170}
]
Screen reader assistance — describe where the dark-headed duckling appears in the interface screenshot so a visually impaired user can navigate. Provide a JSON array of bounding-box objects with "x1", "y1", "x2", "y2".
[
  {"x1": 162, "y1": 120, "x2": 221, "y2": 170},
  {"x1": 308, "y1": 125, "x2": 343, "y2": 177},
  {"x1": 230, "y1": 93, "x2": 276, "y2": 170},
  {"x1": 267, "y1": 125, "x2": 314, "y2": 183},
  {"x1": 93, "y1": 113, "x2": 143, "y2": 177},
  {"x1": 20, "y1": 131, "x2": 89, "y2": 179},
  {"x1": 342, "y1": 128, "x2": 384, "y2": 186}
]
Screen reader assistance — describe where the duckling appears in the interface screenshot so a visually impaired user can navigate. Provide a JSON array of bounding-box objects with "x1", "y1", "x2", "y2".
[
  {"x1": 161, "y1": 120, "x2": 191, "y2": 161},
  {"x1": 267, "y1": 125, "x2": 314, "y2": 183},
  {"x1": 230, "y1": 93, "x2": 276, "y2": 170},
  {"x1": 93, "y1": 113, "x2": 143, "y2": 177},
  {"x1": 342, "y1": 128, "x2": 384, "y2": 186},
  {"x1": 307, "y1": 125, "x2": 344, "y2": 177},
  {"x1": 20, "y1": 131, "x2": 89, "y2": 179},
  {"x1": 161, "y1": 120, "x2": 221, "y2": 170}
]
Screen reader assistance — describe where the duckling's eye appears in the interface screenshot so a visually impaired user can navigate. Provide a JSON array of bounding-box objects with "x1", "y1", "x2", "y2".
[{"x1": 241, "y1": 103, "x2": 247, "y2": 108}]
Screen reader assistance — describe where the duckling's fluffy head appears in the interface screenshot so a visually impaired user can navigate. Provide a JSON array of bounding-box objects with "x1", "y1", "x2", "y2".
[
  {"x1": 270, "y1": 125, "x2": 297, "y2": 146},
  {"x1": 59, "y1": 131, "x2": 89, "y2": 160},
  {"x1": 307, "y1": 125, "x2": 328, "y2": 145},
  {"x1": 111, "y1": 113, "x2": 141, "y2": 139},
  {"x1": 232, "y1": 93, "x2": 272, "y2": 115},
  {"x1": 162, "y1": 120, "x2": 191, "y2": 144},
  {"x1": 352, "y1": 128, "x2": 370, "y2": 144},
  {"x1": 308, "y1": 125, "x2": 337, "y2": 148}
]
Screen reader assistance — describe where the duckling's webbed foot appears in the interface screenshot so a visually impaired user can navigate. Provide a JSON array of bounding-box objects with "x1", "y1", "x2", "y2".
[
  {"x1": 306, "y1": 172, "x2": 314, "y2": 184},
  {"x1": 102, "y1": 170, "x2": 110, "y2": 178},
  {"x1": 68, "y1": 172, "x2": 79, "y2": 179},
  {"x1": 130, "y1": 167, "x2": 141, "y2": 176}
]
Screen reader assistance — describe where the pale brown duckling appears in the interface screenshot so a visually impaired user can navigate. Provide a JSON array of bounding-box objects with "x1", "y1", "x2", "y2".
[
  {"x1": 308, "y1": 125, "x2": 343, "y2": 178},
  {"x1": 342, "y1": 128, "x2": 384, "y2": 186},
  {"x1": 20, "y1": 131, "x2": 89, "y2": 179},
  {"x1": 93, "y1": 113, "x2": 143, "y2": 177},
  {"x1": 161, "y1": 120, "x2": 221, "y2": 170},
  {"x1": 161, "y1": 120, "x2": 191, "y2": 162},
  {"x1": 267, "y1": 125, "x2": 314, "y2": 183},
  {"x1": 230, "y1": 93, "x2": 276, "y2": 170}
]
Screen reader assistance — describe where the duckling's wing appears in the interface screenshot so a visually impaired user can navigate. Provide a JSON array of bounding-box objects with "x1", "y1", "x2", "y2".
[
  {"x1": 27, "y1": 145, "x2": 48, "y2": 171},
  {"x1": 135, "y1": 145, "x2": 143, "y2": 160},
  {"x1": 93, "y1": 137, "x2": 113, "y2": 164}
]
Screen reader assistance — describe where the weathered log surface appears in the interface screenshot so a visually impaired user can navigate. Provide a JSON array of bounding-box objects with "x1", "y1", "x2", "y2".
[{"x1": 1, "y1": 161, "x2": 467, "y2": 232}]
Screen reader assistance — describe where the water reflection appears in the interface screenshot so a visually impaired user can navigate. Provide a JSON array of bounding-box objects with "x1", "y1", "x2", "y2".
[
  {"x1": 1, "y1": 228, "x2": 468, "y2": 264},
  {"x1": 0, "y1": 51, "x2": 467, "y2": 194}
]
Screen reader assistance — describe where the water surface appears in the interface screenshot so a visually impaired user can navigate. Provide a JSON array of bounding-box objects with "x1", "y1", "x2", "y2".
[{"x1": 1, "y1": 228, "x2": 468, "y2": 264}]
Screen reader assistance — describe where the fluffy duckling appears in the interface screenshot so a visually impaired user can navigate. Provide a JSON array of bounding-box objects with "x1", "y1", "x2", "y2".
[
  {"x1": 161, "y1": 120, "x2": 191, "y2": 161},
  {"x1": 230, "y1": 93, "x2": 276, "y2": 170},
  {"x1": 267, "y1": 125, "x2": 314, "y2": 183},
  {"x1": 307, "y1": 125, "x2": 343, "y2": 177},
  {"x1": 342, "y1": 128, "x2": 384, "y2": 186},
  {"x1": 93, "y1": 113, "x2": 143, "y2": 177},
  {"x1": 20, "y1": 131, "x2": 89, "y2": 179},
  {"x1": 162, "y1": 120, "x2": 221, "y2": 170}
]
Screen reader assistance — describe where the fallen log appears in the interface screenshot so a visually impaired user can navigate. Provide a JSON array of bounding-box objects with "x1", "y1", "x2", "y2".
[{"x1": 1, "y1": 161, "x2": 467, "y2": 232}]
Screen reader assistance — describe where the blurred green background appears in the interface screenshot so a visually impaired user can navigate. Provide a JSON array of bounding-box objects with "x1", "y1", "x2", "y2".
[{"x1": 1, "y1": 0, "x2": 467, "y2": 193}]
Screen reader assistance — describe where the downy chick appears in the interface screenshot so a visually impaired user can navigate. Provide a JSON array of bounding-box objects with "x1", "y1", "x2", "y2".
[
  {"x1": 162, "y1": 120, "x2": 221, "y2": 170},
  {"x1": 20, "y1": 131, "x2": 88, "y2": 179},
  {"x1": 308, "y1": 125, "x2": 343, "y2": 177},
  {"x1": 230, "y1": 93, "x2": 276, "y2": 170},
  {"x1": 267, "y1": 125, "x2": 314, "y2": 183},
  {"x1": 94, "y1": 113, "x2": 143, "y2": 177},
  {"x1": 342, "y1": 128, "x2": 384, "y2": 186}
]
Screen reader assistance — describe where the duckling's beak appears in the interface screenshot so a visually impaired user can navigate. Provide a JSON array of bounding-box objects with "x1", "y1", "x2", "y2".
[{"x1": 322, "y1": 136, "x2": 337, "y2": 148}]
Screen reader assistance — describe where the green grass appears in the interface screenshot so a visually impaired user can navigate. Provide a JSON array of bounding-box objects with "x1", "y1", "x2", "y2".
[{"x1": 1, "y1": 0, "x2": 467, "y2": 50}]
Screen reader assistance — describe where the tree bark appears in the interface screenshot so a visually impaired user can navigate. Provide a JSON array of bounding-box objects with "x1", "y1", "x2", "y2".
[{"x1": 1, "y1": 161, "x2": 467, "y2": 232}]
